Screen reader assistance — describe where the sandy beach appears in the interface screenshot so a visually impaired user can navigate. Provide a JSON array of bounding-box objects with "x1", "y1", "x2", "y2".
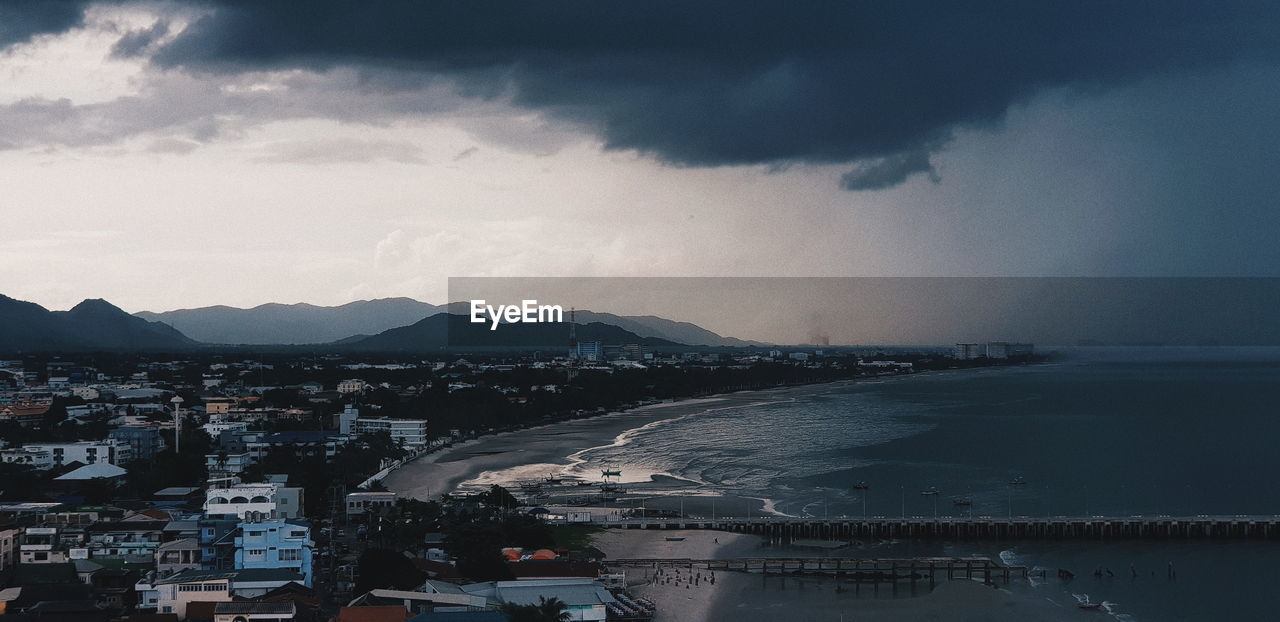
[{"x1": 382, "y1": 384, "x2": 836, "y2": 501}]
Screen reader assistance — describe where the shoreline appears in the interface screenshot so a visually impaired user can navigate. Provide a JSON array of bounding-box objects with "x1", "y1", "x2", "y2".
[
  {"x1": 381, "y1": 365, "x2": 1021, "y2": 508},
  {"x1": 381, "y1": 379, "x2": 860, "y2": 502}
]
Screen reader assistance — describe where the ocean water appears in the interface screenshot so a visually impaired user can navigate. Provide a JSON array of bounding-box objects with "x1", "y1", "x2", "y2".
[{"x1": 570, "y1": 347, "x2": 1280, "y2": 621}]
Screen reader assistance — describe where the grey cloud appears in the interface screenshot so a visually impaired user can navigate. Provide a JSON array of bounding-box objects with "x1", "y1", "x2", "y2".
[
  {"x1": 0, "y1": 0, "x2": 88, "y2": 47},
  {"x1": 840, "y1": 149, "x2": 938, "y2": 191},
  {"x1": 136, "y1": 1, "x2": 1280, "y2": 190},
  {"x1": 111, "y1": 19, "x2": 170, "y2": 58},
  {"x1": 256, "y1": 137, "x2": 427, "y2": 165}
]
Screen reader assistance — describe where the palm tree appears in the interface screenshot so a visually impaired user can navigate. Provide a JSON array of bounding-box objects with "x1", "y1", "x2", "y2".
[{"x1": 500, "y1": 596, "x2": 570, "y2": 622}]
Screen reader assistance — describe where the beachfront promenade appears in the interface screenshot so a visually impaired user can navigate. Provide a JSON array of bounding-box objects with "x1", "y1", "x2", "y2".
[
  {"x1": 612, "y1": 556, "x2": 1028, "y2": 583},
  {"x1": 592, "y1": 514, "x2": 1280, "y2": 539}
]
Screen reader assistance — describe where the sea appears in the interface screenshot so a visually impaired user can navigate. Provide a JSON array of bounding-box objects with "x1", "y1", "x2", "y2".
[{"x1": 565, "y1": 347, "x2": 1280, "y2": 621}]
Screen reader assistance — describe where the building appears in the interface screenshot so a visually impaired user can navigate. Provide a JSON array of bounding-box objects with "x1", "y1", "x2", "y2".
[
  {"x1": 0, "y1": 446, "x2": 54, "y2": 470},
  {"x1": 458, "y1": 579, "x2": 617, "y2": 621},
  {"x1": 20, "y1": 526, "x2": 70, "y2": 564},
  {"x1": 213, "y1": 601, "x2": 296, "y2": 622},
  {"x1": 350, "y1": 417, "x2": 429, "y2": 450},
  {"x1": 573, "y1": 342, "x2": 604, "y2": 362},
  {"x1": 337, "y1": 379, "x2": 368, "y2": 394},
  {"x1": 243, "y1": 431, "x2": 349, "y2": 462},
  {"x1": 23, "y1": 439, "x2": 133, "y2": 467},
  {"x1": 156, "y1": 538, "x2": 202, "y2": 578},
  {"x1": 345, "y1": 492, "x2": 397, "y2": 517},
  {"x1": 204, "y1": 482, "x2": 305, "y2": 520},
  {"x1": 134, "y1": 568, "x2": 306, "y2": 618},
  {"x1": 233, "y1": 518, "x2": 313, "y2": 587},
  {"x1": 206, "y1": 452, "x2": 253, "y2": 478},
  {"x1": 85, "y1": 519, "x2": 166, "y2": 561},
  {"x1": 953, "y1": 343, "x2": 985, "y2": 360},
  {"x1": 0, "y1": 523, "x2": 18, "y2": 571},
  {"x1": 0, "y1": 402, "x2": 50, "y2": 427},
  {"x1": 109, "y1": 426, "x2": 165, "y2": 462}
]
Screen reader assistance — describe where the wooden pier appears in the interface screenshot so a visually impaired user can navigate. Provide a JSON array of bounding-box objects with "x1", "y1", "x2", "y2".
[
  {"x1": 594, "y1": 515, "x2": 1280, "y2": 540},
  {"x1": 611, "y1": 556, "x2": 1026, "y2": 585}
]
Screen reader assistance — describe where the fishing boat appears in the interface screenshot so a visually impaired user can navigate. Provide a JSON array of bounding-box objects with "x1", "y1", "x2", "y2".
[
  {"x1": 544, "y1": 474, "x2": 564, "y2": 485},
  {"x1": 602, "y1": 468, "x2": 622, "y2": 478},
  {"x1": 1077, "y1": 601, "x2": 1102, "y2": 610},
  {"x1": 1009, "y1": 476, "x2": 1027, "y2": 486},
  {"x1": 853, "y1": 481, "x2": 870, "y2": 491}
]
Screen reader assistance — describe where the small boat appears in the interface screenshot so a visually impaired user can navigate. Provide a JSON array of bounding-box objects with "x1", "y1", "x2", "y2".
[
  {"x1": 1009, "y1": 476, "x2": 1027, "y2": 486},
  {"x1": 602, "y1": 469, "x2": 622, "y2": 477},
  {"x1": 576, "y1": 481, "x2": 595, "y2": 487},
  {"x1": 952, "y1": 497, "x2": 972, "y2": 507},
  {"x1": 920, "y1": 487, "x2": 939, "y2": 496},
  {"x1": 665, "y1": 537, "x2": 686, "y2": 542},
  {"x1": 1077, "y1": 602, "x2": 1102, "y2": 610},
  {"x1": 852, "y1": 481, "x2": 870, "y2": 491},
  {"x1": 544, "y1": 475, "x2": 563, "y2": 485}
]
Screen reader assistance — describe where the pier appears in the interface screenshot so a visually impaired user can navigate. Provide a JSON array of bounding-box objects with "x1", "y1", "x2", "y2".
[
  {"x1": 611, "y1": 556, "x2": 1027, "y2": 585},
  {"x1": 592, "y1": 515, "x2": 1280, "y2": 539}
]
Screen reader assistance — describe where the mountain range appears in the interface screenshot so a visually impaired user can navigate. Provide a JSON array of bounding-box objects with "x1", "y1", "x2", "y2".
[
  {"x1": 0, "y1": 294, "x2": 761, "y2": 352},
  {"x1": 342, "y1": 313, "x2": 680, "y2": 352},
  {"x1": 0, "y1": 295, "x2": 196, "y2": 351},
  {"x1": 137, "y1": 299, "x2": 758, "y2": 347},
  {"x1": 135, "y1": 298, "x2": 440, "y2": 345}
]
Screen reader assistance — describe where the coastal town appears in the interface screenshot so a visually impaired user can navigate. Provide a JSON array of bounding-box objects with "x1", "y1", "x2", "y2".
[{"x1": 0, "y1": 342, "x2": 1037, "y2": 621}]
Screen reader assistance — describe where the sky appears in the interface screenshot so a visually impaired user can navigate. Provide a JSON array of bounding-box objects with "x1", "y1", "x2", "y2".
[{"x1": 1, "y1": 1, "x2": 1279, "y2": 314}]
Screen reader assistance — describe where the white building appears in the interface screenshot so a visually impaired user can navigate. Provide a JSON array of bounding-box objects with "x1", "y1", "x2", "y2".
[
  {"x1": 345, "y1": 491, "x2": 397, "y2": 517},
  {"x1": 0, "y1": 446, "x2": 54, "y2": 470},
  {"x1": 23, "y1": 439, "x2": 132, "y2": 467},
  {"x1": 135, "y1": 568, "x2": 305, "y2": 618},
  {"x1": 204, "y1": 482, "x2": 304, "y2": 520},
  {"x1": 351, "y1": 417, "x2": 429, "y2": 449},
  {"x1": 336, "y1": 379, "x2": 367, "y2": 394},
  {"x1": 953, "y1": 343, "x2": 985, "y2": 360}
]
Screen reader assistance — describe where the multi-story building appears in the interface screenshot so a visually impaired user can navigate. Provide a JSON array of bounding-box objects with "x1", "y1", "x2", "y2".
[
  {"x1": 350, "y1": 417, "x2": 428, "y2": 450},
  {"x1": 953, "y1": 343, "x2": 985, "y2": 360},
  {"x1": 0, "y1": 523, "x2": 18, "y2": 571},
  {"x1": 23, "y1": 439, "x2": 133, "y2": 467},
  {"x1": 85, "y1": 519, "x2": 166, "y2": 561},
  {"x1": 156, "y1": 538, "x2": 202, "y2": 578},
  {"x1": 204, "y1": 482, "x2": 305, "y2": 520},
  {"x1": 233, "y1": 518, "x2": 313, "y2": 587},
  {"x1": 109, "y1": 425, "x2": 165, "y2": 462},
  {"x1": 0, "y1": 446, "x2": 54, "y2": 470},
  {"x1": 135, "y1": 568, "x2": 306, "y2": 618},
  {"x1": 20, "y1": 526, "x2": 71, "y2": 564},
  {"x1": 205, "y1": 452, "x2": 253, "y2": 478},
  {"x1": 198, "y1": 517, "x2": 240, "y2": 571}
]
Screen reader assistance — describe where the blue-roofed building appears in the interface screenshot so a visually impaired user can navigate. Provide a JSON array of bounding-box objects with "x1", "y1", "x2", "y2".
[{"x1": 233, "y1": 518, "x2": 313, "y2": 587}]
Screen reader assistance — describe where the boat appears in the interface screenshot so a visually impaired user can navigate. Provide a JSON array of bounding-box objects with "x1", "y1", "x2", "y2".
[
  {"x1": 853, "y1": 481, "x2": 870, "y2": 491},
  {"x1": 952, "y1": 497, "x2": 972, "y2": 507},
  {"x1": 1077, "y1": 602, "x2": 1102, "y2": 610},
  {"x1": 920, "y1": 487, "x2": 939, "y2": 496},
  {"x1": 544, "y1": 474, "x2": 564, "y2": 485},
  {"x1": 576, "y1": 481, "x2": 595, "y2": 487},
  {"x1": 602, "y1": 468, "x2": 622, "y2": 478},
  {"x1": 665, "y1": 537, "x2": 686, "y2": 542},
  {"x1": 1009, "y1": 476, "x2": 1027, "y2": 486}
]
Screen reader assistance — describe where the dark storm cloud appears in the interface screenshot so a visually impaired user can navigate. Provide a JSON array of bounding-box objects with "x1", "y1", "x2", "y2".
[
  {"x1": 0, "y1": 0, "x2": 88, "y2": 47},
  {"x1": 17, "y1": 1, "x2": 1280, "y2": 189}
]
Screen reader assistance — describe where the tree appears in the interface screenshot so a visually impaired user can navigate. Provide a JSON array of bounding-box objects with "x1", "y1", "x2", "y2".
[
  {"x1": 354, "y1": 548, "x2": 425, "y2": 595},
  {"x1": 500, "y1": 597, "x2": 570, "y2": 622}
]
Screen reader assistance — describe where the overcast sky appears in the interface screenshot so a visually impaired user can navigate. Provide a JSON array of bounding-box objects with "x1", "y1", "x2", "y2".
[{"x1": 2, "y1": 1, "x2": 1279, "y2": 313}]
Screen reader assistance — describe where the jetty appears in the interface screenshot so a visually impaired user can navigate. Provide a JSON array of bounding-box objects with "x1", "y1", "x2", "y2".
[
  {"x1": 592, "y1": 514, "x2": 1280, "y2": 539},
  {"x1": 613, "y1": 556, "x2": 1027, "y2": 584}
]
